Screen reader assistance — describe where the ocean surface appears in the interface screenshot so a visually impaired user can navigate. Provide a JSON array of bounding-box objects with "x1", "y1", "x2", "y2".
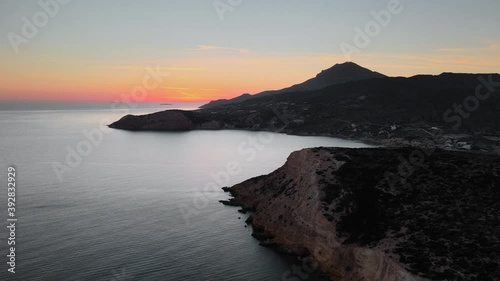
[{"x1": 0, "y1": 104, "x2": 372, "y2": 280}]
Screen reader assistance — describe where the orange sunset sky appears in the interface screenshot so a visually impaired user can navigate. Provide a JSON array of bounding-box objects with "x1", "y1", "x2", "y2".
[{"x1": 1, "y1": 0, "x2": 499, "y2": 103}]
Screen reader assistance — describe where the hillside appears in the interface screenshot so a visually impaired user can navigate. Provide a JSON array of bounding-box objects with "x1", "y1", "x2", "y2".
[
  {"x1": 109, "y1": 72, "x2": 500, "y2": 153},
  {"x1": 108, "y1": 66, "x2": 500, "y2": 281},
  {"x1": 200, "y1": 62, "x2": 386, "y2": 109},
  {"x1": 222, "y1": 147, "x2": 500, "y2": 281}
]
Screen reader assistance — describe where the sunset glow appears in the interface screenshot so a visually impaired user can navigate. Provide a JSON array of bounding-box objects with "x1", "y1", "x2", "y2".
[{"x1": 1, "y1": 0, "x2": 499, "y2": 103}]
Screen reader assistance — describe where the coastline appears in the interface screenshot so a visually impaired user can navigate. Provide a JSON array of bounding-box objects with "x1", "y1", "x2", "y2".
[
  {"x1": 220, "y1": 147, "x2": 500, "y2": 281},
  {"x1": 108, "y1": 106, "x2": 500, "y2": 155},
  {"x1": 109, "y1": 114, "x2": 500, "y2": 280}
]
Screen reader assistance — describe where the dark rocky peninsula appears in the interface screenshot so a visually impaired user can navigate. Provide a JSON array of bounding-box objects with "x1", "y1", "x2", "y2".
[
  {"x1": 223, "y1": 147, "x2": 500, "y2": 281},
  {"x1": 109, "y1": 63, "x2": 500, "y2": 280}
]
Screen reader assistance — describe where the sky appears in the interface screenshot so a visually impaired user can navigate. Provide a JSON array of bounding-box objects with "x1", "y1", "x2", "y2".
[{"x1": 0, "y1": 0, "x2": 499, "y2": 103}]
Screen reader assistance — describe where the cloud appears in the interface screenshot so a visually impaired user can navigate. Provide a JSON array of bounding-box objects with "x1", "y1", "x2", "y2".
[
  {"x1": 350, "y1": 53, "x2": 500, "y2": 77},
  {"x1": 190, "y1": 45, "x2": 250, "y2": 54},
  {"x1": 161, "y1": 87, "x2": 221, "y2": 100},
  {"x1": 161, "y1": 87, "x2": 192, "y2": 90},
  {"x1": 161, "y1": 87, "x2": 220, "y2": 91},
  {"x1": 177, "y1": 91, "x2": 196, "y2": 98},
  {"x1": 436, "y1": 41, "x2": 500, "y2": 54},
  {"x1": 98, "y1": 66, "x2": 208, "y2": 71},
  {"x1": 340, "y1": 40, "x2": 500, "y2": 76}
]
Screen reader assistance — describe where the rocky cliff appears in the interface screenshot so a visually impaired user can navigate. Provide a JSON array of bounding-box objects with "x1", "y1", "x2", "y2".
[{"x1": 222, "y1": 147, "x2": 500, "y2": 281}]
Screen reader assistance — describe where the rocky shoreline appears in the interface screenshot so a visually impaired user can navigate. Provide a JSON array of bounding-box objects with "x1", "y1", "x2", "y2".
[
  {"x1": 109, "y1": 72, "x2": 500, "y2": 154},
  {"x1": 108, "y1": 108, "x2": 500, "y2": 156},
  {"x1": 221, "y1": 147, "x2": 500, "y2": 281},
  {"x1": 108, "y1": 69, "x2": 500, "y2": 280},
  {"x1": 108, "y1": 103, "x2": 500, "y2": 281}
]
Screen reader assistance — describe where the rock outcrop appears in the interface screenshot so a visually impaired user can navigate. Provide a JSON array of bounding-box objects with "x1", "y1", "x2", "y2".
[
  {"x1": 109, "y1": 110, "x2": 194, "y2": 131},
  {"x1": 109, "y1": 72, "x2": 500, "y2": 153},
  {"x1": 223, "y1": 147, "x2": 500, "y2": 281}
]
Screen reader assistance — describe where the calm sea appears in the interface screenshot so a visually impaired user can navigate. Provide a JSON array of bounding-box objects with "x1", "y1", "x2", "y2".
[{"x1": 0, "y1": 104, "x2": 371, "y2": 280}]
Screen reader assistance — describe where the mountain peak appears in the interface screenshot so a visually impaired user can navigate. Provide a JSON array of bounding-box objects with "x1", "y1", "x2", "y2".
[
  {"x1": 200, "y1": 62, "x2": 386, "y2": 109},
  {"x1": 304, "y1": 62, "x2": 385, "y2": 88},
  {"x1": 317, "y1": 62, "x2": 384, "y2": 78},
  {"x1": 334, "y1": 61, "x2": 359, "y2": 67},
  {"x1": 328, "y1": 61, "x2": 365, "y2": 70}
]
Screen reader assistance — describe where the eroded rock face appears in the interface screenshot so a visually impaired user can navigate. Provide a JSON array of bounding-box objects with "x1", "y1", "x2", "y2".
[{"x1": 225, "y1": 147, "x2": 500, "y2": 281}]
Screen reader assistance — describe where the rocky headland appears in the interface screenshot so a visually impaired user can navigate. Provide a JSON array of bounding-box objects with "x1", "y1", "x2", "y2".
[
  {"x1": 222, "y1": 147, "x2": 500, "y2": 281},
  {"x1": 109, "y1": 65, "x2": 500, "y2": 154},
  {"x1": 109, "y1": 62, "x2": 500, "y2": 280}
]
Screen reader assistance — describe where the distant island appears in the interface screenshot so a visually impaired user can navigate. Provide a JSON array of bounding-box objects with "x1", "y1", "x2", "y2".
[
  {"x1": 109, "y1": 62, "x2": 500, "y2": 281},
  {"x1": 160, "y1": 103, "x2": 173, "y2": 105}
]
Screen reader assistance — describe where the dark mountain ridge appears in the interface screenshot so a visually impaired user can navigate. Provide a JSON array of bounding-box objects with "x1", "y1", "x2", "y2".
[
  {"x1": 109, "y1": 65, "x2": 500, "y2": 281},
  {"x1": 200, "y1": 62, "x2": 386, "y2": 109},
  {"x1": 110, "y1": 70, "x2": 500, "y2": 153}
]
